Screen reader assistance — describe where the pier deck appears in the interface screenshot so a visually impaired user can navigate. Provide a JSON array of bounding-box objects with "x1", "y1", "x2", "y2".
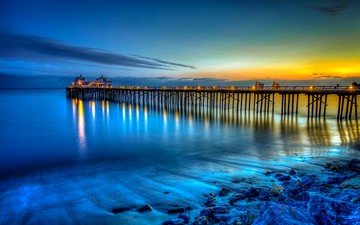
[{"x1": 66, "y1": 86, "x2": 360, "y2": 120}]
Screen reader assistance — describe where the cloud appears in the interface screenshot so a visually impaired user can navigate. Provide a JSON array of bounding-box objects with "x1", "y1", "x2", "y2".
[
  {"x1": 312, "y1": 73, "x2": 343, "y2": 79},
  {"x1": 133, "y1": 55, "x2": 196, "y2": 70},
  {"x1": 307, "y1": 0, "x2": 348, "y2": 15},
  {"x1": 0, "y1": 32, "x2": 195, "y2": 70}
]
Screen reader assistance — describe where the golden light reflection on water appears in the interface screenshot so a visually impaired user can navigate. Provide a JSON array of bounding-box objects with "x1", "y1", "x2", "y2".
[
  {"x1": 76, "y1": 100, "x2": 87, "y2": 157},
  {"x1": 71, "y1": 99, "x2": 360, "y2": 158},
  {"x1": 148, "y1": 105, "x2": 359, "y2": 152},
  {"x1": 144, "y1": 106, "x2": 148, "y2": 120},
  {"x1": 337, "y1": 120, "x2": 360, "y2": 144},
  {"x1": 163, "y1": 108, "x2": 168, "y2": 125},
  {"x1": 101, "y1": 100, "x2": 105, "y2": 115}
]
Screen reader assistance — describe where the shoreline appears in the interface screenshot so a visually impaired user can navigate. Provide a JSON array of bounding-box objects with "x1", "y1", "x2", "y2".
[
  {"x1": 0, "y1": 149, "x2": 359, "y2": 224},
  {"x1": 161, "y1": 154, "x2": 360, "y2": 225}
]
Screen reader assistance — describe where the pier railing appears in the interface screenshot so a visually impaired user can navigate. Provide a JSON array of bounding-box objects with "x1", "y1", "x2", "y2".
[
  {"x1": 66, "y1": 85, "x2": 360, "y2": 120},
  {"x1": 69, "y1": 85, "x2": 353, "y2": 91}
]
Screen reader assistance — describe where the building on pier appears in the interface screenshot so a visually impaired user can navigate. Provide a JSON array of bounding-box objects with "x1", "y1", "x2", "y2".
[
  {"x1": 271, "y1": 82, "x2": 280, "y2": 90},
  {"x1": 71, "y1": 75, "x2": 112, "y2": 87},
  {"x1": 253, "y1": 81, "x2": 264, "y2": 89},
  {"x1": 352, "y1": 82, "x2": 360, "y2": 90},
  {"x1": 92, "y1": 75, "x2": 112, "y2": 87},
  {"x1": 72, "y1": 75, "x2": 88, "y2": 87}
]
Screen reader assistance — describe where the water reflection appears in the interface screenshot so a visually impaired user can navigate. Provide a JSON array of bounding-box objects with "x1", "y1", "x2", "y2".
[
  {"x1": 106, "y1": 101, "x2": 110, "y2": 118},
  {"x1": 139, "y1": 103, "x2": 360, "y2": 151},
  {"x1": 72, "y1": 99, "x2": 87, "y2": 157},
  {"x1": 307, "y1": 120, "x2": 331, "y2": 146},
  {"x1": 101, "y1": 100, "x2": 105, "y2": 115},
  {"x1": 175, "y1": 110, "x2": 180, "y2": 130},
  {"x1": 337, "y1": 120, "x2": 360, "y2": 144},
  {"x1": 144, "y1": 106, "x2": 148, "y2": 133},
  {"x1": 90, "y1": 101, "x2": 96, "y2": 121},
  {"x1": 163, "y1": 108, "x2": 168, "y2": 126},
  {"x1": 122, "y1": 103, "x2": 126, "y2": 122},
  {"x1": 128, "y1": 104, "x2": 132, "y2": 122},
  {"x1": 72, "y1": 99, "x2": 77, "y2": 123},
  {"x1": 70, "y1": 100, "x2": 360, "y2": 160},
  {"x1": 136, "y1": 104, "x2": 140, "y2": 123}
]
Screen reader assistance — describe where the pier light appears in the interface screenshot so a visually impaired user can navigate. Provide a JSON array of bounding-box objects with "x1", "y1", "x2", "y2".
[
  {"x1": 197, "y1": 86, "x2": 201, "y2": 90},
  {"x1": 183, "y1": 86, "x2": 188, "y2": 90},
  {"x1": 212, "y1": 86, "x2": 216, "y2": 90},
  {"x1": 252, "y1": 86, "x2": 255, "y2": 90},
  {"x1": 309, "y1": 86, "x2": 314, "y2": 90},
  {"x1": 349, "y1": 85, "x2": 354, "y2": 91}
]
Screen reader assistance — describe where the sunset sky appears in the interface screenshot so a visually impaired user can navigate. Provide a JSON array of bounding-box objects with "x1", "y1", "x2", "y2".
[{"x1": 0, "y1": 0, "x2": 360, "y2": 86}]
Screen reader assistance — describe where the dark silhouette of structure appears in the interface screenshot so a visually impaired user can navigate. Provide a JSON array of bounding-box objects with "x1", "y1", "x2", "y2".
[
  {"x1": 67, "y1": 84, "x2": 360, "y2": 120},
  {"x1": 71, "y1": 75, "x2": 112, "y2": 88}
]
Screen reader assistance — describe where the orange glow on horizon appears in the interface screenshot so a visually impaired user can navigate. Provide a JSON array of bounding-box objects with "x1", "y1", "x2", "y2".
[{"x1": 184, "y1": 59, "x2": 360, "y2": 80}]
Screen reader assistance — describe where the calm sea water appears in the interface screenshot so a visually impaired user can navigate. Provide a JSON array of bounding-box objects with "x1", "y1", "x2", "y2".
[
  {"x1": 0, "y1": 89, "x2": 359, "y2": 224},
  {"x1": 0, "y1": 89, "x2": 359, "y2": 176}
]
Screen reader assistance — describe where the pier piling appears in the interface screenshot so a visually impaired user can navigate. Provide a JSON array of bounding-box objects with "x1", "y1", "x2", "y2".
[{"x1": 66, "y1": 86, "x2": 359, "y2": 121}]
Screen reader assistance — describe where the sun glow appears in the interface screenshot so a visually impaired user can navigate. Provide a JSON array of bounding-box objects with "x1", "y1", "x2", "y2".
[{"x1": 185, "y1": 59, "x2": 360, "y2": 80}]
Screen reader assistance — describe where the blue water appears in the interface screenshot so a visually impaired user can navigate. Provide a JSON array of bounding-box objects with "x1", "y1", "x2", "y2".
[{"x1": 0, "y1": 89, "x2": 359, "y2": 224}]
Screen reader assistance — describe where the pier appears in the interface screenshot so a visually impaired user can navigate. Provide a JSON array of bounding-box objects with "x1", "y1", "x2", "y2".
[{"x1": 66, "y1": 86, "x2": 360, "y2": 120}]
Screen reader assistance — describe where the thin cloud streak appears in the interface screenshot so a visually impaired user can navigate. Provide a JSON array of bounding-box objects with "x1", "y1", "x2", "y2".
[
  {"x1": 134, "y1": 55, "x2": 196, "y2": 69},
  {"x1": 0, "y1": 32, "x2": 195, "y2": 70},
  {"x1": 307, "y1": 0, "x2": 348, "y2": 15}
]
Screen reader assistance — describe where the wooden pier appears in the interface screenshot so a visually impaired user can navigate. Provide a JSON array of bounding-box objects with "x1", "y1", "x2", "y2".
[{"x1": 66, "y1": 86, "x2": 360, "y2": 120}]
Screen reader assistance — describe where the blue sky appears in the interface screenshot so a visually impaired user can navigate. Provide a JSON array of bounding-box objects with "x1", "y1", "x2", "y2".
[{"x1": 0, "y1": 0, "x2": 359, "y2": 87}]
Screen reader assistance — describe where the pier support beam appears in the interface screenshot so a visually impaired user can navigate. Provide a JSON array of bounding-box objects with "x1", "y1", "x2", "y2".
[
  {"x1": 337, "y1": 95, "x2": 358, "y2": 120},
  {"x1": 307, "y1": 94, "x2": 328, "y2": 119},
  {"x1": 66, "y1": 87, "x2": 359, "y2": 121},
  {"x1": 280, "y1": 93, "x2": 299, "y2": 116}
]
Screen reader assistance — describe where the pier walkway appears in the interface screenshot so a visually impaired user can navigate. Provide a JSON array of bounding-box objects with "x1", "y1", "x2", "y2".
[{"x1": 66, "y1": 85, "x2": 360, "y2": 120}]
